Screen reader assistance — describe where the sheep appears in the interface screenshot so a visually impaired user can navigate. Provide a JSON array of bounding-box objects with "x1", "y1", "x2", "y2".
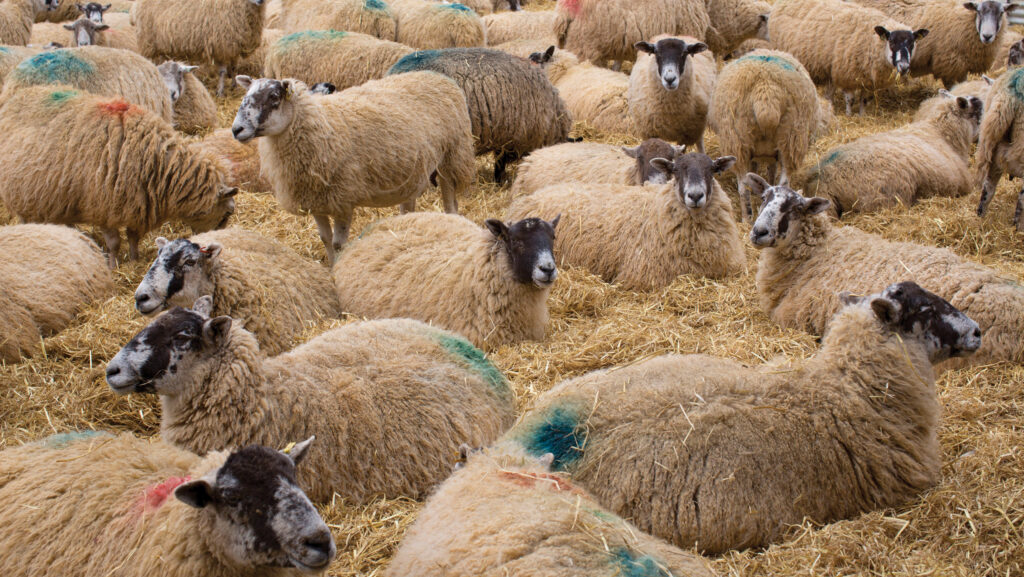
[
  {"x1": 0, "y1": 85, "x2": 236, "y2": 266},
  {"x1": 388, "y1": 0, "x2": 486, "y2": 50},
  {"x1": 702, "y1": 0, "x2": 769, "y2": 56},
  {"x1": 507, "y1": 153, "x2": 744, "y2": 291},
  {"x1": 482, "y1": 9, "x2": 554, "y2": 46},
  {"x1": 134, "y1": 228, "x2": 341, "y2": 356},
  {"x1": 4, "y1": 47, "x2": 173, "y2": 122},
  {"x1": 975, "y1": 66, "x2": 1024, "y2": 229},
  {"x1": 264, "y1": 29, "x2": 413, "y2": 92},
  {"x1": 43, "y1": 15, "x2": 138, "y2": 51},
  {"x1": 553, "y1": 0, "x2": 710, "y2": 69},
  {"x1": 384, "y1": 443, "x2": 716, "y2": 577},
  {"x1": 333, "y1": 212, "x2": 559, "y2": 350},
  {"x1": 504, "y1": 280, "x2": 980, "y2": 553},
  {"x1": 510, "y1": 138, "x2": 681, "y2": 197},
  {"x1": 994, "y1": 29, "x2": 1023, "y2": 70},
  {"x1": 157, "y1": 61, "x2": 217, "y2": 135},
  {"x1": 770, "y1": 0, "x2": 928, "y2": 115},
  {"x1": 458, "y1": 0, "x2": 518, "y2": 16},
  {"x1": 134, "y1": 0, "x2": 265, "y2": 96},
  {"x1": 0, "y1": 224, "x2": 115, "y2": 362},
  {"x1": 724, "y1": 37, "x2": 770, "y2": 60},
  {"x1": 388, "y1": 47, "x2": 572, "y2": 183},
  {"x1": 1, "y1": 0, "x2": 56, "y2": 45},
  {"x1": 0, "y1": 45, "x2": 40, "y2": 84},
  {"x1": 279, "y1": 0, "x2": 397, "y2": 40},
  {"x1": 709, "y1": 49, "x2": 831, "y2": 222},
  {"x1": 547, "y1": 50, "x2": 633, "y2": 135},
  {"x1": 914, "y1": 75, "x2": 993, "y2": 121},
  {"x1": 746, "y1": 176, "x2": 1024, "y2": 367},
  {"x1": 0, "y1": 432, "x2": 336, "y2": 576},
  {"x1": 190, "y1": 129, "x2": 270, "y2": 192},
  {"x1": 309, "y1": 81, "x2": 334, "y2": 94},
  {"x1": 106, "y1": 300, "x2": 517, "y2": 504},
  {"x1": 77, "y1": 2, "x2": 111, "y2": 24},
  {"x1": 231, "y1": 75, "x2": 474, "y2": 264}
]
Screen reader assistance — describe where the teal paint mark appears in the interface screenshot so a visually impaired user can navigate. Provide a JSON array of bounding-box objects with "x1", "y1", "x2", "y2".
[
  {"x1": 516, "y1": 405, "x2": 586, "y2": 470},
  {"x1": 819, "y1": 149, "x2": 842, "y2": 169},
  {"x1": 0, "y1": 46, "x2": 10, "y2": 54},
  {"x1": 388, "y1": 50, "x2": 443, "y2": 74},
  {"x1": 47, "y1": 89, "x2": 79, "y2": 105},
  {"x1": 1007, "y1": 67, "x2": 1024, "y2": 102},
  {"x1": 15, "y1": 50, "x2": 94, "y2": 85},
  {"x1": 277, "y1": 29, "x2": 347, "y2": 48},
  {"x1": 437, "y1": 334, "x2": 510, "y2": 395},
  {"x1": 39, "y1": 430, "x2": 111, "y2": 449},
  {"x1": 736, "y1": 54, "x2": 796, "y2": 71},
  {"x1": 440, "y1": 2, "x2": 473, "y2": 11},
  {"x1": 364, "y1": 0, "x2": 388, "y2": 11},
  {"x1": 612, "y1": 548, "x2": 671, "y2": 577}
]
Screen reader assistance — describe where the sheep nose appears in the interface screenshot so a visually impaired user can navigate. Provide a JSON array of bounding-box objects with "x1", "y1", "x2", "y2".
[
  {"x1": 539, "y1": 263, "x2": 555, "y2": 275},
  {"x1": 106, "y1": 365, "x2": 120, "y2": 379},
  {"x1": 982, "y1": 33, "x2": 993, "y2": 43},
  {"x1": 751, "y1": 225, "x2": 769, "y2": 238},
  {"x1": 687, "y1": 192, "x2": 704, "y2": 204},
  {"x1": 231, "y1": 125, "x2": 244, "y2": 138}
]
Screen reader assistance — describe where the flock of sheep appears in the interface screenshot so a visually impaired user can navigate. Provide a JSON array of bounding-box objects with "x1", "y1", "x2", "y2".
[{"x1": 0, "y1": 0, "x2": 1021, "y2": 574}]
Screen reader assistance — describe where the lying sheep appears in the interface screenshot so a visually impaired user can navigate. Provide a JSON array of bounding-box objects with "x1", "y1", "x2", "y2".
[
  {"x1": 158, "y1": 61, "x2": 217, "y2": 134},
  {"x1": 190, "y1": 129, "x2": 269, "y2": 192},
  {"x1": 508, "y1": 153, "x2": 744, "y2": 291},
  {"x1": 134, "y1": 0, "x2": 266, "y2": 96},
  {"x1": 747, "y1": 177, "x2": 1024, "y2": 367},
  {"x1": 511, "y1": 138, "x2": 681, "y2": 197},
  {"x1": 107, "y1": 301, "x2": 517, "y2": 503},
  {"x1": 334, "y1": 212, "x2": 559, "y2": 349},
  {"x1": 0, "y1": 432, "x2": 336, "y2": 576},
  {"x1": 134, "y1": 228, "x2": 341, "y2": 356},
  {"x1": 279, "y1": 0, "x2": 397, "y2": 40},
  {"x1": 0, "y1": 85, "x2": 236, "y2": 266},
  {"x1": 389, "y1": 0, "x2": 485, "y2": 49},
  {"x1": 388, "y1": 47, "x2": 572, "y2": 183},
  {"x1": 385, "y1": 444, "x2": 716, "y2": 577},
  {"x1": 232, "y1": 75, "x2": 474, "y2": 263},
  {"x1": 547, "y1": 50, "x2": 633, "y2": 135},
  {"x1": 996, "y1": 30, "x2": 1024, "y2": 70},
  {"x1": 976, "y1": 67, "x2": 1024, "y2": 229},
  {"x1": 703, "y1": 0, "x2": 768, "y2": 56},
  {"x1": 265, "y1": 30, "x2": 413, "y2": 92},
  {"x1": 505, "y1": 280, "x2": 980, "y2": 553},
  {"x1": 0, "y1": 224, "x2": 114, "y2": 362},
  {"x1": 458, "y1": 0, "x2": 518, "y2": 16},
  {"x1": 710, "y1": 49, "x2": 831, "y2": 222},
  {"x1": 914, "y1": 75, "x2": 993, "y2": 121},
  {"x1": 771, "y1": 0, "x2": 928, "y2": 115},
  {"x1": 33, "y1": 15, "x2": 138, "y2": 50},
  {"x1": 482, "y1": 9, "x2": 554, "y2": 46},
  {"x1": 1, "y1": 0, "x2": 56, "y2": 45}
]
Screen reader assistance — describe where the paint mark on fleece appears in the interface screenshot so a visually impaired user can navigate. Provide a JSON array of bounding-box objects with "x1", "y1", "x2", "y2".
[
  {"x1": 98, "y1": 98, "x2": 133, "y2": 117},
  {"x1": 439, "y1": 2, "x2": 472, "y2": 12},
  {"x1": 389, "y1": 50, "x2": 442, "y2": 74},
  {"x1": 736, "y1": 54, "x2": 796, "y2": 71},
  {"x1": 1008, "y1": 67, "x2": 1024, "y2": 102},
  {"x1": 278, "y1": 29, "x2": 347, "y2": 48},
  {"x1": 39, "y1": 430, "x2": 110, "y2": 449},
  {"x1": 611, "y1": 548, "x2": 672, "y2": 577},
  {"x1": 516, "y1": 405, "x2": 586, "y2": 470},
  {"x1": 140, "y1": 476, "x2": 192, "y2": 512},
  {"x1": 16, "y1": 50, "x2": 94, "y2": 84},
  {"x1": 558, "y1": 0, "x2": 582, "y2": 17},
  {"x1": 364, "y1": 0, "x2": 388, "y2": 11},
  {"x1": 437, "y1": 333, "x2": 510, "y2": 395},
  {"x1": 808, "y1": 149, "x2": 842, "y2": 182},
  {"x1": 496, "y1": 470, "x2": 585, "y2": 495},
  {"x1": 0, "y1": 46, "x2": 10, "y2": 54},
  {"x1": 47, "y1": 89, "x2": 79, "y2": 106}
]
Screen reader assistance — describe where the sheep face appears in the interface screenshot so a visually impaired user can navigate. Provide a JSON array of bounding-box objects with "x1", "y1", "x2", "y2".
[
  {"x1": 621, "y1": 138, "x2": 681, "y2": 185},
  {"x1": 874, "y1": 27, "x2": 928, "y2": 76},
  {"x1": 62, "y1": 17, "x2": 107, "y2": 46},
  {"x1": 135, "y1": 238, "x2": 220, "y2": 315},
  {"x1": 1009, "y1": 39, "x2": 1024, "y2": 67},
  {"x1": 175, "y1": 443, "x2": 337, "y2": 573},
  {"x1": 964, "y1": 1, "x2": 1015, "y2": 45},
  {"x1": 946, "y1": 93, "x2": 984, "y2": 142},
  {"x1": 76, "y1": 2, "x2": 110, "y2": 24},
  {"x1": 528, "y1": 46, "x2": 556, "y2": 67},
  {"x1": 485, "y1": 216, "x2": 560, "y2": 288},
  {"x1": 746, "y1": 175, "x2": 830, "y2": 248},
  {"x1": 157, "y1": 61, "x2": 199, "y2": 103},
  {"x1": 650, "y1": 152, "x2": 735, "y2": 210},
  {"x1": 232, "y1": 76, "x2": 296, "y2": 143},
  {"x1": 839, "y1": 281, "x2": 981, "y2": 362},
  {"x1": 309, "y1": 82, "x2": 336, "y2": 95},
  {"x1": 634, "y1": 38, "x2": 707, "y2": 91},
  {"x1": 182, "y1": 186, "x2": 238, "y2": 234},
  {"x1": 36, "y1": 0, "x2": 59, "y2": 13}
]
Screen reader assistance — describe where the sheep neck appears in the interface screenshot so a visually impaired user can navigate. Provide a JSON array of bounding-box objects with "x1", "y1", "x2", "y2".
[
  {"x1": 481, "y1": 232, "x2": 549, "y2": 344},
  {"x1": 153, "y1": 144, "x2": 222, "y2": 230},
  {"x1": 926, "y1": 109, "x2": 974, "y2": 159},
  {"x1": 756, "y1": 213, "x2": 832, "y2": 310}
]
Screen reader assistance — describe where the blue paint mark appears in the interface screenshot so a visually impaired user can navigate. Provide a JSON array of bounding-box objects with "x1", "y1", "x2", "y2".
[
  {"x1": 364, "y1": 0, "x2": 388, "y2": 10},
  {"x1": 15, "y1": 50, "x2": 94, "y2": 84},
  {"x1": 38, "y1": 431, "x2": 111, "y2": 449},
  {"x1": 515, "y1": 405, "x2": 586, "y2": 470},
  {"x1": 436, "y1": 334, "x2": 510, "y2": 396},
  {"x1": 1007, "y1": 67, "x2": 1024, "y2": 102},
  {"x1": 47, "y1": 89, "x2": 79, "y2": 105},
  {"x1": 820, "y1": 149, "x2": 841, "y2": 167},
  {"x1": 388, "y1": 50, "x2": 443, "y2": 74},
  {"x1": 612, "y1": 548, "x2": 671, "y2": 577},
  {"x1": 439, "y1": 2, "x2": 473, "y2": 11},
  {"x1": 0, "y1": 46, "x2": 10, "y2": 54},
  {"x1": 736, "y1": 54, "x2": 796, "y2": 71},
  {"x1": 277, "y1": 29, "x2": 347, "y2": 48}
]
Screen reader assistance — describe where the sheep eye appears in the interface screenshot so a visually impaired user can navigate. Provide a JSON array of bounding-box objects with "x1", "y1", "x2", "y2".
[
  {"x1": 183, "y1": 258, "x2": 198, "y2": 267},
  {"x1": 219, "y1": 488, "x2": 241, "y2": 505},
  {"x1": 172, "y1": 333, "x2": 193, "y2": 349}
]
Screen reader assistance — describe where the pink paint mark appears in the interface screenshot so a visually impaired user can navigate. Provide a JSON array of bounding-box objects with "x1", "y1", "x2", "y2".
[
  {"x1": 98, "y1": 98, "x2": 132, "y2": 117},
  {"x1": 136, "y1": 476, "x2": 191, "y2": 515},
  {"x1": 498, "y1": 471, "x2": 585, "y2": 495},
  {"x1": 558, "y1": 0, "x2": 582, "y2": 17}
]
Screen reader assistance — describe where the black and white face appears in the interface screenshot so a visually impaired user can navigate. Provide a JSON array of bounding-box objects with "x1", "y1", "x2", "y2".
[
  {"x1": 650, "y1": 152, "x2": 735, "y2": 210},
  {"x1": 485, "y1": 216, "x2": 560, "y2": 288},
  {"x1": 232, "y1": 76, "x2": 295, "y2": 142},
  {"x1": 621, "y1": 139, "x2": 682, "y2": 185},
  {"x1": 63, "y1": 17, "x2": 106, "y2": 46},
  {"x1": 746, "y1": 174, "x2": 830, "y2": 248},
  {"x1": 528, "y1": 45, "x2": 555, "y2": 66},
  {"x1": 40, "y1": 0, "x2": 58, "y2": 12},
  {"x1": 875, "y1": 27, "x2": 928, "y2": 75},
  {"x1": 309, "y1": 82, "x2": 336, "y2": 95},
  {"x1": 840, "y1": 281, "x2": 982, "y2": 362},
  {"x1": 965, "y1": 1, "x2": 1012, "y2": 45},
  {"x1": 946, "y1": 93, "x2": 984, "y2": 140},
  {"x1": 634, "y1": 38, "x2": 707, "y2": 91},
  {"x1": 1010, "y1": 39, "x2": 1024, "y2": 66},
  {"x1": 76, "y1": 2, "x2": 109, "y2": 23},
  {"x1": 175, "y1": 442, "x2": 336, "y2": 573},
  {"x1": 135, "y1": 238, "x2": 220, "y2": 315},
  {"x1": 157, "y1": 61, "x2": 198, "y2": 103}
]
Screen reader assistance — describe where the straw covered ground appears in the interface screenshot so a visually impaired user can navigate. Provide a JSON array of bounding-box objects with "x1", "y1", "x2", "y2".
[{"x1": 1, "y1": 14, "x2": 1023, "y2": 577}]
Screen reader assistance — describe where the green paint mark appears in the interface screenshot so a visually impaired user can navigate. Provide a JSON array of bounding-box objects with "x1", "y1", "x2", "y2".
[
  {"x1": 388, "y1": 50, "x2": 443, "y2": 74},
  {"x1": 440, "y1": 2, "x2": 473, "y2": 11},
  {"x1": 364, "y1": 0, "x2": 388, "y2": 11},
  {"x1": 39, "y1": 430, "x2": 111, "y2": 449},
  {"x1": 15, "y1": 50, "x2": 94, "y2": 85},
  {"x1": 437, "y1": 334, "x2": 510, "y2": 395},
  {"x1": 515, "y1": 405, "x2": 586, "y2": 470},
  {"x1": 612, "y1": 548, "x2": 671, "y2": 577},
  {"x1": 47, "y1": 89, "x2": 79, "y2": 105},
  {"x1": 277, "y1": 29, "x2": 347, "y2": 48},
  {"x1": 1007, "y1": 67, "x2": 1024, "y2": 102},
  {"x1": 0, "y1": 46, "x2": 10, "y2": 54},
  {"x1": 736, "y1": 54, "x2": 796, "y2": 71}
]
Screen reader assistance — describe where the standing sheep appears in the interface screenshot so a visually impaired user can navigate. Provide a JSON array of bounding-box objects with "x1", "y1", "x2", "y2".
[
  {"x1": 482, "y1": 9, "x2": 554, "y2": 46},
  {"x1": 803, "y1": 93, "x2": 982, "y2": 217},
  {"x1": 333, "y1": 212, "x2": 559, "y2": 350},
  {"x1": 158, "y1": 60, "x2": 218, "y2": 134},
  {"x1": 0, "y1": 432, "x2": 336, "y2": 577},
  {"x1": 231, "y1": 75, "x2": 474, "y2": 264},
  {"x1": 504, "y1": 281, "x2": 980, "y2": 553},
  {"x1": 770, "y1": 0, "x2": 928, "y2": 115},
  {"x1": 0, "y1": 85, "x2": 236, "y2": 266},
  {"x1": 388, "y1": 47, "x2": 572, "y2": 183},
  {"x1": 264, "y1": 30, "x2": 413, "y2": 92},
  {"x1": 0, "y1": 0, "x2": 56, "y2": 45},
  {"x1": 191, "y1": 128, "x2": 271, "y2": 192},
  {"x1": 134, "y1": 0, "x2": 265, "y2": 96},
  {"x1": 702, "y1": 0, "x2": 769, "y2": 56},
  {"x1": 746, "y1": 177, "x2": 1024, "y2": 367},
  {"x1": 106, "y1": 301, "x2": 517, "y2": 503},
  {"x1": 0, "y1": 224, "x2": 115, "y2": 362},
  {"x1": 134, "y1": 228, "x2": 341, "y2": 356},
  {"x1": 710, "y1": 49, "x2": 831, "y2": 222},
  {"x1": 389, "y1": 0, "x2": 485, "y2": 49},
  {"x1": 279, "y1": 0, "x2": 397, "y2": 40},
  {"x1": 385, "y1": 444, "x2": 716, "y2": 577},
  {"x1": 976, "y1": 66, "x2": 1024, "y2": 229},
  {"x1": 507, "y1": 152, "x2": 744, "y2": 291}
]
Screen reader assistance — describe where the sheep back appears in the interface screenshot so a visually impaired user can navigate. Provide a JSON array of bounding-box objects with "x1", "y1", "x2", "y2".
[
  {"x1": 551, "y1": 57, "x2": 632, "y2": 135},
  {"x1": 0, "y1": 0, "x2": 39, "y2": 45},
  {"x1": 265, "y1": 29, "x2": 413, "y2": 91},
  {"x1": 134, "y1": 0, "x2": 264, "y2": 66},
  {"x1": 510, "y1": 141, "x2": 639, "y2": 197},
  {"x1": 280, "y1": 0, "x2": 397, "y2": 40},
  {"x1": 173, "y1": 70, "x2": 217, "y2": 135},
  {"x1": 0, "y1": 45, "x2": 39, "y2": 84},
  {"x1": 703, "y1": 0, "x2": 769, "y2": 55},
  {"x1": 234, "y1": 28, "x2": 285, "y2": 77},
  {"x1": 482, "y1": 9, "x2": 555, "y2": 46},
  {"x1": 389, "y1": 0, "x2": 485, "y2": 49}
]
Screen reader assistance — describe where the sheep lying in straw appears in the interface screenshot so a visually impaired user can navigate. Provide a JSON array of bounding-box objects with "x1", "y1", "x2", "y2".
[
  {"x1": 264, "y1": 30, "x2": 412, "y2": 92},
  {"x1": 508, "y1": 152, "x2": 744, "y2": 291},
  {"x1": 914, "y1": 75, "x2": 993, "y2": 121},
  {"x1": 232, "y1": 75, "x2": 474, "y2": 264},
  {"x1": 709, "y1": 49, "x2": 833, "y2": 222},
  {"x1": 803, "y1": 93, "x2": 982, "y2": 217},
  {"x1": 385, "y1": 444, "x2": 716, "y2": 577},
  {"x1": 511, "y1": 138, "x2": 681, "y2": 197},
  {"x1": 0, "y1": 0, "x2": 56, "y2": 45},
  {"x1": 191, "y1": 128, "x2": 270, "y2": 192},
  {"x1": 995, "y1": 29, "x2": 1024, "y2": 70},
  {"x1": 134, "y1": 228, "x2": 341, "y2": 356},
  {"x1": 157, "y1": 61, "x2": 217, "y2": 135},
  {"x1": 747, "y1": 176, "x2": 1023, "y2": 367},
  {"x1": 482, "y1": 9, "x2": 554, "y2": 46},
  {"x1": 334, "y1": 212, "x2": 559, "y2": 349},
  {"x1": 702, "y1": 0, "x2": 769, "y2": 56},
  {"x1": 0, "y1": 432, "x2": 336, "y2": 576},
  {"x1": 771, "y1": 0, "x2": 928, "y2": 115},
  {"x1": 975, "y1": 67, "x2": 1024, "y2": 229},
  {"x1": 546, "y1": 49, "x2": 632, "y2": 135},
  {"x1": 388, "y1": 0, "x2": 485, "y2": 50},
  {"x1": 0, "y1": 85, "x2": 236, "y2": 267},
  {"x1": 5, "y1": 47, "x2": 173, "y2": 122},
  {"x1": 506, "y1": 281, "x2": 981, "y2": 553},
  {"x1": 279, "y1": 0, "x2": 396, "y2": 40},
  {"x1": 388, "y1": 47, "x2": 572, "y2": 183},
  {"x1": 0, "y1": 224, "x2": 114, "y2": 362},
  {"x1": 107, "y1": 301, "x2": 516, "y2": 503}
]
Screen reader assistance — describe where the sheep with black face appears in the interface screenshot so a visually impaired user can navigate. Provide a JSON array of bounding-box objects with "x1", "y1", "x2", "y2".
[{"x1": 77, "y1": 2, "x2": 110, "y2": 23}]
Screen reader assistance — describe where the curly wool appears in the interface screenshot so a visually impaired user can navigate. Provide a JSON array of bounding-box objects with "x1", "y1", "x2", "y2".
[
  {"x1": 510, "y1": 141, "x2": 665, "y2": 196},
  {"x1": 0, "y1": 0, "x2": 44, "y2": 45},
  {"x1": 173, "y1": 70, "x2": 217, "y2": 134},
  {"x1": 389, "y1": 0, "x2": 485, "y2": 49},
  {"x1": 192, "y1": 129, "x2": 270, "y2": 192},
  {"x1": 457, "y1": 0, "x2": 514, "y2": 16},
  {"x1": 334, "y1": 212, "x2": 552, "y2": 349},
  {"x1": 702, "y1": 0, "x2": 768, "y2": 56},
  {"x1": 134, "y1": 0, "x2": 264, "y2": 67},
  {"x1": 0, "y1": 45, "x2": 39, "y2": 83},
  {"x1": 385, "y1": 444, "x2": 715, "y2": 577},
  {"x1": 507, "y1": 180, "x2": 744, "y2": 290},
  {"x1": 160, "y1": 317, "x2": 516, "y2": 503},
  {"x1": 279, "y1": 0, "x2": 397, "y2": 40},
  {"x1": 482, "y1": 9, "x2": 555, "y2": 46},
  {"x1": 628, "y1": 35, "x2": 715, "y2": 146},
  {"x1": 504, "y1": 302, "x2": 943, "y2": 553},
  {"x1": 265, "y1": 30, "x2": 412, "y2": 91},
  {"x1": 547, "y1": 50, "x2": 632, "y2": 134},
  {"x1": 0, "y1": 224, "x2": 114, "y2": 362}
]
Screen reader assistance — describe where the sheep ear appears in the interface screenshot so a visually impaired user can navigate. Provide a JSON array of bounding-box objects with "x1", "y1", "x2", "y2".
[
  {"x1": 838, "y1": 291, "x2": 862, "y2": 306},
  {"x1": 285, "y1": 436, "x2": 315, "y2": 466},
  {"x1": 63, "y1": 22, "x2": 74, "y2": 29},
  {"x1": 649, "y1": 157, "x2": 673, "y2": 175},
  {"x1": 95, "y1": 23, "x2": 109, "y2": 31},
  {"x1": 621, "y1": 145, "x2": 641, "y2": 158},
  {"x1": 485, "y1": 218, "x2": 508, "y2": 239},
  {"x1": 870, "y1": 296, "x2": 900, "y2": 326},
  {"x1": 282, "y1": 79, "x2": 295, "y2": 97},
  {"x1": 537, "y1": 453, "x2": 555, "y2": 469},
  {"x1": 634, "y1": 41, "x2": 656, "y2": 54},
  {"x1": 103, "y1": 2, "x2": 110, "y2": 8},
  {"x1": 672, "y1": 144, "x2": 686, "y2": 156},
  {"x1": 914, "y1": 28, "x2": 929, "y2": 40},
  {"x1": 549, "y1": 213, "x2": 560, "y2": 230},
  {"x1": 182, "y1": 65, "x2": 199, "y2": 73},
  {"x1": 75, "y1": 2, "x2": 84, "y2": 9},
  {"x1": 742, "y1": 172, "x2": 771, "y2": 198},
  {"x1": 1007, "y1": 2, "x2": 1022, "y2": 12},
  {"x1": 983, "y1": 74, "x2": 995, "y2": 85},
  {"x1": 192, "y1": 295, "x2": 214, "y2": 317},
  {"x1": 963, "y1": 2, "x2": 978, "y2": 12},
  {"x1": 235, "y1": 75, "x2": 253, "y2": 89},
  {"x1": 202, "y1": 316, "x2": 232, "y2": 346},
  {"x1": 544, "y1": 45, "x2": 555, "y2": 60},
  {"x1": 174, "y1": 479, "x2": 214, "y2": 509},
  {"x1": 874, "y1": 26, "x2": 891, "y2": 41},
  {"x1": 938, "y1": 89, "x2": 953, "y2": 99},
  {"x1": 803, "y1": 197, "x2": 831, "y2": 215},
  {"x1": 200, "y1": 242, "x2": 222, "y2": 260},
  {"x1": 686, "y1": 42, "x2": 708, "y2": 55},
  {"x1": 219, "y1": 186, "x2": 239, "y2": 199},
  {"x1": 155, "y1": 236, "x2": 169, "y2": 250},
  {"x1": 956, "y1": 96, "x2": 970, "y2": 110},
  {"x1": 712, "y1": 156, "x2": 736, "y2": 174}
]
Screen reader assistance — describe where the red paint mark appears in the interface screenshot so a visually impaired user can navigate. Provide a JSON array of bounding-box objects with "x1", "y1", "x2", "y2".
[
  {"x1": 558, "y1": 0, "x2": 582, "y2": 17},
  {"x1": 138, "y1": 476, "x2": 191, "y2": 513},
  {"x1": 498, "y1": 471, "x2": 585, "y2": 495},
  {"x1": 98, "y1": 98, "x2": 132, "y2": 116}
]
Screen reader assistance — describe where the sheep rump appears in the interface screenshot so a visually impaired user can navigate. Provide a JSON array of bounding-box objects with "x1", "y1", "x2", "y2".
[{"x1": 264, "y1": 29, "x2": 413, "y2": 91}]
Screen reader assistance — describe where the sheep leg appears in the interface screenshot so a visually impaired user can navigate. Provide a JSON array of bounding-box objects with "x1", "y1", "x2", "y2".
[
  {"x1": 825, "y1": 83, "x2": 835, "y2": 102},
  {"x1": 332, "y1": 214, "x2": 350, "y2": 260},
  {"x1": 778, "y1": 164, "x2": 789, "y2": 187},
  {"x1": 494, "y1": 151, "x2": 519, "y2": 184},
  {"x1": 611, "y1": 60, "x2": 622, "y2": 72},
  {"x1": 313, "y1": 214, "x2": 336, "y2": 264},
  {"x1": 217, "y1": 66, "x2": 227, "y2": 98},
  {"x1": 977, "y1": 164, "x2": 1003, "y2": 217},
  {"x1": 843, "y1": 92, "x2": 854, "y2": 116},
  {"x1": 859, "y1": 95, "x2": 868, "y2": 116},
  {"x1": 101, "y1": 228, "x2": 121, "y2": 268},
  {"x1": 437, "y1": 170, "x2": 460, "y2": 214},
  {"x1": 1015, "y1": 184, "x2": 1024, "y2": 231},
  {"x1": 696, "y1": 134, "x2": 706, "y2": 154},
  {"x1": 126, "y1": 229, "x2": 140, "y2": 261},
  {"x1": 399, "y1": 199, "x2": 416, "y2": 213}
]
